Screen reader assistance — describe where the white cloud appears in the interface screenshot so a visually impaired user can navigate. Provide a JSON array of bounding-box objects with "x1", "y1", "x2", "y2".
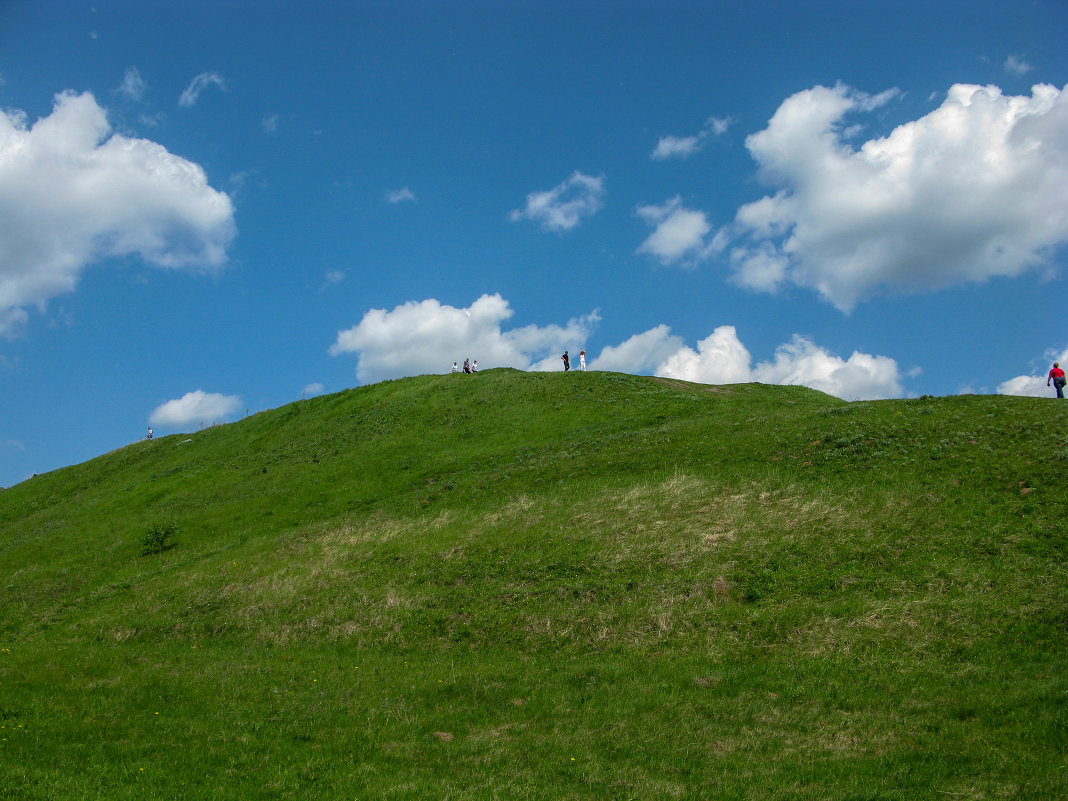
[
  {"x1": 510, "y1": 171, "x2": 604, "y2": 232},
  {"x1": 321, "y1": 269, "x2": 345, "y2": 289},
  {"x1": 656, "y1": 325, "x2": 755, "y2": 385},
  {"x1": 329, "y1": 293, "x2": 599, "y2": 384},
  {"x1": 0, "y1": 91, "x2": 236, "y2": 336},
  {"x1": 997, "y1": 375, "x2": 1049, "y2": 397},
  {"x1": 591, "y1": 324, "x2": 903, "y2": 400},
  {"x1": 651, "y1": 116, "x2": 733, "y2": 160},
  {"x1": 652, "y1": 135, "x2": 702, "y2": 160},
  {"x1": 997, "y1": 345, "x2": 1068, "y2": 397},
  {"x1": 706, "y1": 116, "x2": 732, "y2": 136},
  {"x1": 750, "y1": 335, "x2": 903, "y2": 400},
  {"x1": 303, "y1": 382, "x2": 324, "y2": 398},
  {"x1": 731, "y1": 82, "x2": 1068, "y2": 311},
  {"x1": 262, "y1": 114, "x2": 279, "y2": 134},
  {"x1": 589, "y1": 324, "x2": 683, "y2": 373},
  {"x1": 386, "y1": 186, "x2": 416, "y2": 204},
  {"x1": 636, "y1": 196, "x2": 714, "y2": 266},
  {"x1": 118, "y1": 67, "x2": 147, "y2": 101},
  {"x1": 179, "y1": 72, "x2": 225, "y2": 107},
  {"x1": 149, "y1": 390, "x2": 242, "y2": 427},
  {"x1": 1004, "y1": 55, "x2": 1034, "y2": 76}
]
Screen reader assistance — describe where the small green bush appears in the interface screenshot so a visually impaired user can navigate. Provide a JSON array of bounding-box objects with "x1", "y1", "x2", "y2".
[{"x1": 141, "y1": 517, "x2": 178, "y2": 555}]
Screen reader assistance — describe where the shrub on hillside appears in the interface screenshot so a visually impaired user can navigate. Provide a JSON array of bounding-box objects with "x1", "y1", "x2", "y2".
[{"x1": 141, "y1": 517, "x2": 178, "y2": 556}]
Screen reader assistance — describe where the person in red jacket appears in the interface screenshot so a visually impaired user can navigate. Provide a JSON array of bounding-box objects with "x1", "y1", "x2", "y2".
[{"x1": 1048, "y1": 362, "x2": 1066, "y2": 398}]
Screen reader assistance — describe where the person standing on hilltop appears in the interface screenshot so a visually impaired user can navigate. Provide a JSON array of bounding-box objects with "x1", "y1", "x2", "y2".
[
  {"x1": 463, "y1": 358, "x2": 471, "y2": 374},
  {"x1": 579, "y1": 350, "x2": 586, "y2": 371},
  {"x1": 562, "y1": 350, "x2": 570, "y2": 371},
  {"x1": 1048, "y1": 361, "x2": 1066, "y2": 398}
]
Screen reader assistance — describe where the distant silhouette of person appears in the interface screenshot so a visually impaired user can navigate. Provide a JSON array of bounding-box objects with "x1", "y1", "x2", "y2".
[
  {"x1": 472, "y1": 360, "x2": 478, "y2": 372},
  {"x1": 452, "y1": 362, "x2": 458, "y2": 373},
  {"x1": 463, "y1": 358, "x2": 471, "y2": 374},
  {"x1": 579, "y1": 350, "x2": 586, "y2": 371},
  {"x1": 562, "y1": 350, "x2": 570, "y2": 371},
  {"x1": 1049, "y1": 362, "x2": 1066, "y2": 398},
  {"x1": 146, "y1": 427, "x2": 153, "y2": 439}
]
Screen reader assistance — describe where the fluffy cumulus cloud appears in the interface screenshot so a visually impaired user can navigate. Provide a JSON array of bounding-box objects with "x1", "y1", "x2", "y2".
[
  {"x1": 731, "y1": 82, "x2": 1068, "y2": 310},
  {"x1": 615, "y1": 324, "x2": 903, "y2": 400},
  {"x1": 149, "y1": 390, "x2": 242, "y2": 428},
  {"x1": 0, "y1": 91, "x2": 235, "y2": 336},
  {"x1": 636, "y1": 196, "x2": 721, "y2": 266},
  {"x1": 997, "y1": 345, "x2": 1068, "y2": 397},
  {"x1": 510, "y1": 171, "x2": 604, "y2": 232},
  {"x1": 330, "y1": 293, "x2": 600, "y2": 383},
  {"x1": 589, "y1": 324, "x2": 684, "y2": 374}
]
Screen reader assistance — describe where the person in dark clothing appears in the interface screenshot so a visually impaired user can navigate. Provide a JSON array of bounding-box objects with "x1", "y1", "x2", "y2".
[{"x1": 562, "y1": 350, "x2": 570, "y2": 371}]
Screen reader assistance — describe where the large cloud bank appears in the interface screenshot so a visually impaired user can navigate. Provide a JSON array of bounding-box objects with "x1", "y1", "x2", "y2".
[
  {"x1": 724, "y1": 82, "x2": 1068, "y2": 310},
  {"x1": 0, "y1": 91, "x2": 235, "y2": 335},
  {"x1": 331, "y1": 295, "x2": 905, "y2": 400}
]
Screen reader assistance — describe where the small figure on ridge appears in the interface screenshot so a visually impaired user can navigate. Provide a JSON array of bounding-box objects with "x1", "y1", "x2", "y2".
[{"x1": 1048, "y1": 361, "x2": 1065, "y2": 398}]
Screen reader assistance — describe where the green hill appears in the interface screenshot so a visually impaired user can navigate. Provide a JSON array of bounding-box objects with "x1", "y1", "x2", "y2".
[{"x1": 1, "y1": 370, "x2": 1065, "y2": 800}]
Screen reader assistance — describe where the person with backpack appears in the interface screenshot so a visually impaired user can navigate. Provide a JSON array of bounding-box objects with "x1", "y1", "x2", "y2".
[{"x1": 1048, "y1": 362, "x2": 1066, "y2": 398}]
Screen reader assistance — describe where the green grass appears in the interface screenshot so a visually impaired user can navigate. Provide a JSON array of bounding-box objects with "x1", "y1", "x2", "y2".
[{"x1": 1, "y1": 370, "x2": 1065, "y2": 799}]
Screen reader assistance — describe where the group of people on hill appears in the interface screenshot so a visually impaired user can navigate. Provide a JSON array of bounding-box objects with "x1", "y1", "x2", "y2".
[
  {"x1": 561, "y1": 350, "x2": 586, "y2": 372},
  {"x1": 450, "y1": 349, "x2": 590, "y2": 374}
]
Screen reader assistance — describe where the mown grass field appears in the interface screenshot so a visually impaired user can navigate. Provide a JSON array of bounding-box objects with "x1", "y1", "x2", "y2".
[{"x1": 1, "y1": 369, "x2": 1065, "y2": 799}]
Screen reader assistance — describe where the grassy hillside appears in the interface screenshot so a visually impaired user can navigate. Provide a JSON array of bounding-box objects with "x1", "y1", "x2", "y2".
[{"x1": 1, "y1": 369, "x2": 1065, "y2": 800}]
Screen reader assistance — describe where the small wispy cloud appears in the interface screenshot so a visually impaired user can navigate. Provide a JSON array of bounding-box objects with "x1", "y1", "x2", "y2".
[
  {"x1": 510, "y1": 171, "x2": 605, "y2": 232},
  {"x1": 386, "y1": 186, "x2": 416, "y2": 204},
  {"x1": 262, "y1": 114, "x2": 279, "y2": 134},
  {"x1": 651, "y1": 115, "x2": 733, "y2": 160},
  {"x1": 179, "y1": 72, "x2": 226, "y2": 107},
  {"x1": 651, "y1": 135, "x2": 702, "y2": 160},
  {"x1": 118, "y1": 67, "x2": 147, "y2": 101},
  {"x1": 321, "y1": 269, "x2": 346, "y2": 291},
  {"x1": 1004, "y1": 54, "x2": 1034, "y2": 76},
  {"x1": 303, "y1": 382, "x2": 324, "y2": 398}
]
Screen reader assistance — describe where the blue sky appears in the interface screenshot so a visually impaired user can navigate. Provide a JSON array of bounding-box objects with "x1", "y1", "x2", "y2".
[{"x1": 1, "y1": 0, "x2": 1066, "y2": 488}]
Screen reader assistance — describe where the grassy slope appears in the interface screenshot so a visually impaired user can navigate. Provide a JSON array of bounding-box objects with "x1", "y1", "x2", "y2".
[{"x1": 0, "y1": 369, "x2": 1065, "y2": 800}]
